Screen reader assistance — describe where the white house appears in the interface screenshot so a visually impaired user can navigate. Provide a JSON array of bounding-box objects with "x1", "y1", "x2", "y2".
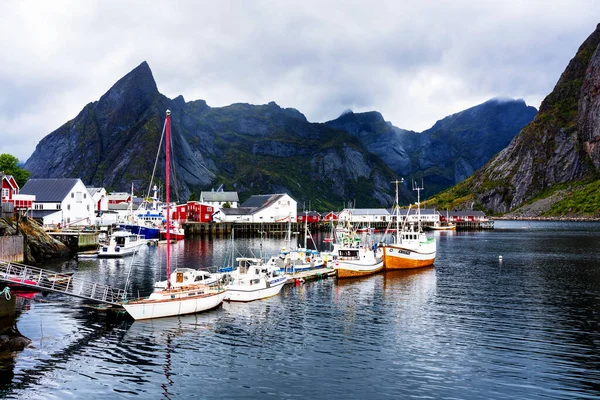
[
  {"x1": 338, "y1": 208, "x2": 391, "y2": 223},
  {"x1": 20, "y1": 178, "x2": 96, "y2": 227},
  {"x1": 212, "y1": 193, "x2": 296, "y2": 223},
  {"x1": 88, "y1": 187, "x2": 108, "y2": 211}
]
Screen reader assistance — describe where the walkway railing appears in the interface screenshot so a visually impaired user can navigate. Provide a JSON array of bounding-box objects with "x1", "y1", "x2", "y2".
[{"x1": 0, "y1": 260, "x2": 126, "y2": 305}]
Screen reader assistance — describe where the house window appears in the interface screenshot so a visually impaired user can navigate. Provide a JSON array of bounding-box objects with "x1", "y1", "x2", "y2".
[
  {"x1": 56, "y1": 204, "x2": 60, "y2": 209},
  {"x1": 76, "y1": 192, "x2": 82, "y2": 203},
  {"x1": 1, "y1": 188, "x2": 8, "y2": 198},
  {"x1": 71, "y1": 193, "x2": 74, "y2": 198},
  {"x1": 67, "y1": 205, "x2": 71, "y2": 210},
  {"x1": 84, "y1": 193, "x2": 87, "y2": 199},
  {"x1": 87, "y1": 205, "x2": 90, "y2": 211}
]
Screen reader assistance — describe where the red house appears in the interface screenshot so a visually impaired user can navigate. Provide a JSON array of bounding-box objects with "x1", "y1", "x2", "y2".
[
  {"x1": 322, "y1": 211, "x2": 339, "y2": 222},
  {"x1": 186, "y1": 201, "x2": 214, "y2": 223},
  {"x1": 297, "y1": 211, "x2": 321, "y2": 223},
  {"x1": 172, "y1": 204, "x2": 188, "y2": 222},
  {"x1": 1, "y1": 173, "x2": 34, "y2": 210}
]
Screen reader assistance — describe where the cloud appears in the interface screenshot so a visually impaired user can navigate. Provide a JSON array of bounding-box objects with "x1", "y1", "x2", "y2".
[{"x1": 1, "y1": 0, "x2": 599, "y2": 162}]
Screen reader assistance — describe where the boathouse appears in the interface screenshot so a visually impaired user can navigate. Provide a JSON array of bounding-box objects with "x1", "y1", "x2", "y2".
[
  {"x1": 322, "y1": 211, "x2": 339, "y2": 222},
  {"x1": 107, "y1": 192, "x2": 131, "y2": 205},
  {"x1": 297, "y1": 210, "x2": 321, "y2": 223},
  {"x1": 20, "y1": 178, "x2": 96, "y2": 228},
  {"x1": 213, "y1": 193, "x2": 297, "y2": 223},
  {"x1": 186, "y1": 202, "x2": 214, "y2": 223},
  {"x1": 338, "y1": 208, "x2": 391, "y2": 223}
]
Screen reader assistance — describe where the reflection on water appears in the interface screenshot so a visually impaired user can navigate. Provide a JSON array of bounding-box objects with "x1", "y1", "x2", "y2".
[{"x1": 1, "y1": 221, "x2": 600, "y2": 399}]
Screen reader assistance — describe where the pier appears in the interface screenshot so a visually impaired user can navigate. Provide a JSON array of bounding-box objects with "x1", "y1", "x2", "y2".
[{"x1": 0, "y1": 260, "x2": 126, "y2": 305}]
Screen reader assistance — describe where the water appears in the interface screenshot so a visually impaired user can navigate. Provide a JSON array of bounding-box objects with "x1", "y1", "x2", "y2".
[{"x1": 2, "y1": 221, "x2": 600, "y2": 399}]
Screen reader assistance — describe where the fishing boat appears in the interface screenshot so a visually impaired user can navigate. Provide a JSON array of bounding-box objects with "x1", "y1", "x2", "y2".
[
  {"x1": 122, "y1": 110, "x2": 227, "y2": 320},
  {"x1": 160, "y1": 220, "x2": 185, "y2": 240},
  {"x1": 331, "y1": 223, "x2": 384, "y2": 279},
  {"x1": 224, "y1": 257, "x2": 287, "y2": 302},
  {"x1": 266, "y1": 214, "x2": 324, "y2": 273},
  {"x1": 381, "y1": 180, "x2": 436, "y2": 270},
  {"x1": 98, "y1": 229, "x2": 147, "y2": 258},
  {"x1": 425, "y1": 209, "x2": 456, "y2": 231}
]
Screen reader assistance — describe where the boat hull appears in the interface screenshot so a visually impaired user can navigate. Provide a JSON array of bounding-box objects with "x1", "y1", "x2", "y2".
[
  {"x1": 97, "y1": 244, "x2": 145, "y2": 258},
  {"x1": 334, "y1": 260, "x2": 384, "y2": 279},
  {"x1": 382, "y1": 245, "x2": 436, "y2": 270},
  {"x1": 122, "y1": 287, "x2": 227, "y2": 320},
  {"x1": 120, "y1": 224, "x2": 161, "y2": 240},
  {"x1": 225, "y1": 276, "x2": 286, "y2": 302}
]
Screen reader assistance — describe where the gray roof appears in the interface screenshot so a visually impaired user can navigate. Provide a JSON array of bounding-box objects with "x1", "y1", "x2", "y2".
[
  {"x1": 87, "y1": 187, "x2": 104, "y2": 196},
  {"x1": 241, "y1": 194, "x2": 284, "y2": 209},
  {"x1": 448, "y1": 210, "x2": 486, "y2": 217},
  {"x1": 20, "y1": 179, "x2": 81, "y2": 202},
  {"x1": 351, "y1": 208, "x2": 390, "y2": 216},
  {"x1": 218, "y1": 207, "x2": 254, "y2": 216},
  {"x1": 201, "y1": 191, "x2": 239, "y2": 202}
]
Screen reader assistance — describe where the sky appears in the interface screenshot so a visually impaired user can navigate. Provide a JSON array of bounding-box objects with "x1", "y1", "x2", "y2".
[{"x1": 1, "y1": 1, "x2": 599, "y2": 162}]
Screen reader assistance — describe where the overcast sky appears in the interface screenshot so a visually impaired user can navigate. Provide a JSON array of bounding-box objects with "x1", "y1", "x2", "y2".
[{"x1": 1, "y1": 1, "x2": 599, "y2": 162}]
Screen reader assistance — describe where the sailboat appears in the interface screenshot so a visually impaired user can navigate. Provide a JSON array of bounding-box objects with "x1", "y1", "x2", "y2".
[
  {"x1": 122, "y1": 110, "x2": 227, "y2": 320},
  {"x1": 381, "y1": 179, "x2": 436, "y2": 270}
]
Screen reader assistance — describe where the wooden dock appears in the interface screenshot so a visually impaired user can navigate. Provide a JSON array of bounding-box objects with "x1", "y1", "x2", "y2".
[{"x1": 284, "y1": 267, "x2": 337, "y2": 285}]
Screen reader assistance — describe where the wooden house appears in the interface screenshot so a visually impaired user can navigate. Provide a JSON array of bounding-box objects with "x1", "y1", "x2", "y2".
[
  {"x1": 20, "y1": 178, "x2": 96, "y2": 227},
  {"x1": 186, "y1": 202, "x2": 215, "y2": 223},
  {"x1": 1, "y1": 173, "x2": 34, "y2": 211}
]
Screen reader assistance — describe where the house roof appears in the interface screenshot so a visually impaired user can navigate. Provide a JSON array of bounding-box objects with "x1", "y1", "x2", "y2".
[
  {"x1": 217, "y1": 207, "x2": 254, "y2": 216},
  {"x1": 201, "y1": 191, "x2": 239, "y2": 202},
  {"x1": 241, "y1": 194, "x2": 286, "y2": 209},
  {"x1": 448, "y1": 210, "x2": 486, "y2": 217},
  {"x1": 347, "y1": 208, "x2": 391, "y2": 216},
  {"x1": 20, "y1": 179, "x2": 81, "y2": 202},
  {"x1": 1, "y1": 173, "x2": 18, "y2": 190},
  {"x1": 298, "y1": 210, "x2": 321, "y2": 217},
  {"x1": 87, "y1": 187, "x2": 104, "y2": 197}
]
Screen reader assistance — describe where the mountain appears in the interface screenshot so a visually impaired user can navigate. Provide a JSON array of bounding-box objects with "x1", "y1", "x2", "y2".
[
  {"x1": 24, "y1": 62, "x2": 400, "y2": 210},
  {"x1": 325, "y1": 99, "x2": 537, "y2": 198},
  {"x1": 430, "y1": 23, "x2": 600, "y2": 217}
]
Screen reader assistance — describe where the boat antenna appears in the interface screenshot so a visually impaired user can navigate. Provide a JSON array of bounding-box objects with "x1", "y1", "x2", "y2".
[
  {"x1": 165, "y1": 110, "x2": 172, "y2": 289},
  {"x1": 412, "y1": 179, "x2": 424, "y2": 233}
]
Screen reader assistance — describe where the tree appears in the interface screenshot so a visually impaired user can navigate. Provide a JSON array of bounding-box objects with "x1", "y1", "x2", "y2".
[
  {"x1": 0, "y1": 154, "x2": 31, "y2": 188},
  {"x1": 222, "y1": 202, "x2": 231, "y2": 208},
  {"x1": 189, "y1": 192, "x2": 198, "y2": 201}
]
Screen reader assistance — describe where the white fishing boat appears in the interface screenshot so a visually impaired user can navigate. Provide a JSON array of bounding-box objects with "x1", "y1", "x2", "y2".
[
  {"x1": 224, "y1": 257, "x2": 287, "y2": 302},
  {"x1": 381, "y1": 180, "x2": 436, "y2": 270},
  {"x1": 331, "y1": 222, "x2": 384, "y2": 279},
  {"x1": 122, "y1": 110, "x2": 227, "y2": 320},
  {"x1": 98, "y1": 229, "x2": 147, "y2": 258},
  {"x1": 266, "y1": 212, "x2": 324, "y2": 274}
]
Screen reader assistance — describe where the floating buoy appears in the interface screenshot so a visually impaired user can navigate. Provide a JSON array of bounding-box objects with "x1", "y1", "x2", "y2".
[{"x1": 499, "y1": 255, "x2": 503, "y2": 263}]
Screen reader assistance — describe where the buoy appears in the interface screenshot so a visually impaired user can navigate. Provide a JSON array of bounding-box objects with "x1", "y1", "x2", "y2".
[{"x1": 499, "y1": 255, "x2": 503, "y2": 263}]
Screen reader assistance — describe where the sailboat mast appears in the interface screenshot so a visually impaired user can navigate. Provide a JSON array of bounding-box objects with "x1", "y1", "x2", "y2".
[{"x1": 165, "y1": 110, "x2": 172, "y2": 288}]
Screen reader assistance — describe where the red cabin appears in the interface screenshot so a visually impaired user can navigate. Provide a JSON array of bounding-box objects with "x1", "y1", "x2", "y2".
[
  {"x1": 297, "y1": 211, "x2": 321, "y2": 223},
  {"x1": 322, "y1": 211, "x2": 338, "y2": 222},
  {"x1": 186, "y1": 201, "x2": 214, "y2": 223},
  {"x1": 1, "y1": 173, "x2": 34, "y2": 210}
]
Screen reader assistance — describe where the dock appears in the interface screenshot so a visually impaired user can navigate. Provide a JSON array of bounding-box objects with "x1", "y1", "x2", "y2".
[{"x1": 284, "y1": 267, "x2": 337, "y2": 285}]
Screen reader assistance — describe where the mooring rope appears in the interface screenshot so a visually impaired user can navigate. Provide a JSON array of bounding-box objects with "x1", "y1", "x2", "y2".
[{"x1": 1, "y1": 286, "x2": 11, "y2": 300}]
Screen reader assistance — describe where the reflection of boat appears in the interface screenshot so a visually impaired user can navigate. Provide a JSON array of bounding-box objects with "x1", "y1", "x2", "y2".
[
  {"x1": 122, "y1": 111, "x2": 227, "y2": 320},
  {"x1": 224, "y1": 257, "x2": 287, "y2": 302},
  {"x1": 382, "y1": 180, "x2": 436, "y2": 270},
  {"x1": 98, "y1": 229, "x2": 147, "y2": 258},
  {"x1": 331, "y1": 222, "x2": 384, "y2": 279}
]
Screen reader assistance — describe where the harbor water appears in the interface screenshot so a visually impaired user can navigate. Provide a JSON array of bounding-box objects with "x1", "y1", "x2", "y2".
[{"x1": 1, "y1": 220, "x2": 599, "y2": 399}]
